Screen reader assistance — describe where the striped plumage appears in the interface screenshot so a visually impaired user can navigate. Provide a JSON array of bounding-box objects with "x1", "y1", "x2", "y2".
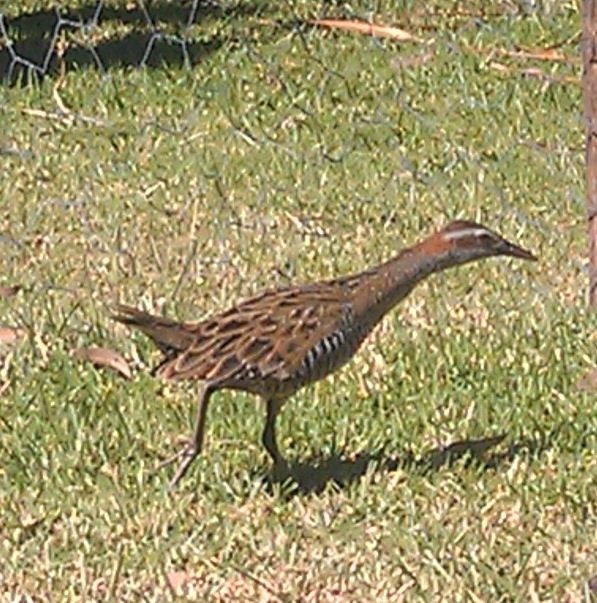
[
  {"x1": 115, "y1": 282, "x2": 368, "y2": 399},
  {"x1": 112, "y1": 220, "x2": 536, "y2": 488}
]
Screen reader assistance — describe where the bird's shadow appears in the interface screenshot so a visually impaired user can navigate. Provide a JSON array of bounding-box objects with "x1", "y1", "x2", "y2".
[{"x1": 258, "y1": 431, "x2": 557, "y2": 497}]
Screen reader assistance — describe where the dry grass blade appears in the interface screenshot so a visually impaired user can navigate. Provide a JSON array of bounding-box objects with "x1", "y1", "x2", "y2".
[
  {"x1": 464, "y1": 39, "x2": 579, "y2": 65},
  {"x1": 0, "y1": 284, "x2": 21, "y2": 298},
  {"x1": 495, "y1": 47, "x2": 578, "y2": 64},
  {"x1": 309, "y1": 19, "x2": 421, "y2": 42},
  {"x1": 0, "y1": 326, "x2": 26, "y2": 345},
  {"x1": 71, "y1": 346, "x2": 133, "y2": 380},
  {"x1": 519, "y1": 67, "x2": 579, "y2": 85},
  {"x1": 489, "y1": 62, "x2": 579, "y2": 86}
]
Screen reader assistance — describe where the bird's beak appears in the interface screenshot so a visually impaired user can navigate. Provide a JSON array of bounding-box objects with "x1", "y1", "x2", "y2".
[{"x1": 501, "y1": 239, "x2": 538, "y2": 261}]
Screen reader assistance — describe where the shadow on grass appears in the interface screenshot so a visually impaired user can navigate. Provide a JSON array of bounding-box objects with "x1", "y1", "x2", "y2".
[
  {"x1": 263, "y1": 431, "x2": 557, "y2": 496},
  {"x1": 0, "y1": 1, "x2": 266, "y2": 84}
]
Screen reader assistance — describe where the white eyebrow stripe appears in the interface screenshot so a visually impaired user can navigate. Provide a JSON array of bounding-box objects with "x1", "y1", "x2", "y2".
[{"x1": 443, "y1": 228, "x2": 490, "y2": 241}]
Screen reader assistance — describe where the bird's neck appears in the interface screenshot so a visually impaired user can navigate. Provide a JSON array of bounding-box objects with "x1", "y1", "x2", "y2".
[{"x1": 349, "y1": 239, "x2": 459, "y2": 326}]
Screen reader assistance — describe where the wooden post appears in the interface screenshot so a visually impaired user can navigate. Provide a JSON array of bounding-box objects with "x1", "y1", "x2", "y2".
[{"x1": 582, "y1": 0, "x2": 597, "y2": 305}]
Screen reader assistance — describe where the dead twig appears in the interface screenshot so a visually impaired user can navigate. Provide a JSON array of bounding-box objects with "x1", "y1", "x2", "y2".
[{"x1": 309, "y1": 19, "x2": 421, "y2": 43}]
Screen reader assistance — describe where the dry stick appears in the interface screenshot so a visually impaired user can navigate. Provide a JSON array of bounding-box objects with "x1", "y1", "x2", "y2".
[
  {"x1": 463, "y1": 38, "x2": 578, "y2": 65},
  {"x1": 309, "y1": 19, "x2": 421, "y2": 43},
  {"x1": 21, "y1": 49, "x2": 107, "y2": 126},
  {"x1": 582, "y1": 0, "x2": 597, "y2": 305},
  {"x1": 494, "y1": 47, "x2": 578, "y2": 63}
]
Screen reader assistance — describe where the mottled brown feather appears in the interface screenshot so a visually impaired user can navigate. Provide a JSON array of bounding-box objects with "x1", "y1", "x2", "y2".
[{"x1": 154, "y1": 281, "x2": 359, "y2": 396}]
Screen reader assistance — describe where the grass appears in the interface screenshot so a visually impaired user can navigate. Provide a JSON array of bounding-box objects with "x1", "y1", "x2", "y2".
[{"x1": 0, "y1": 0, "x2": 595, "y2": 600}]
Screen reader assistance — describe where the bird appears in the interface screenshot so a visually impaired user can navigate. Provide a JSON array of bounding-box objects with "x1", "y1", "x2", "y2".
[{"x1": 112, "y1": 220, "x2": 536, "y2": 488}]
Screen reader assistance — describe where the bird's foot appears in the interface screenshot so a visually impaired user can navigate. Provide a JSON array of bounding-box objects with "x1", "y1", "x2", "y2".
[
  {"x1": 153, "y1": 436, "x2": 198, "y2": 490},
  {"x1": 153, "y1": 436, "x2": 191, "y2": 472},
  {"x1": 168, "y1": 447, "x2": 199, "y2": 490}
]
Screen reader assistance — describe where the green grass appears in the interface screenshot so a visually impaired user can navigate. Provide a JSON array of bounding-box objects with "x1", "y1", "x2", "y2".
[{"x1": 1, "y1": 1, "x2": 595, "y2": 600}]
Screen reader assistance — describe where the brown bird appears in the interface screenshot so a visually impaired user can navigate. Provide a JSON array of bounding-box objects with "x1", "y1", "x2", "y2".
[{"x1": 112, "y1": 220, "x2": 536, "y2": 488}]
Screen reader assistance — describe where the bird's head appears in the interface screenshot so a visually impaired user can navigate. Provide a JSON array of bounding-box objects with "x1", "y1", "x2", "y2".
[{"x1": 422, "y1": 220, "x2": 537, "y2": 266}]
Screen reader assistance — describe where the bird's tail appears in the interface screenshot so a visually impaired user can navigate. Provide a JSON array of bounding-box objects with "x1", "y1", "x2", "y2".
[{"x1": 111, "y1": 304, "x2": 197, "y2": 355}]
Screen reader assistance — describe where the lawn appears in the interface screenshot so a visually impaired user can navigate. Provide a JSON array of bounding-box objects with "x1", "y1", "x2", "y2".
[{"x1": 0, "y1": 1, "x2": 595, "y2": 601}]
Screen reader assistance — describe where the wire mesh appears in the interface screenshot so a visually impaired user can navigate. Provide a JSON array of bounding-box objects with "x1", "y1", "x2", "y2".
[
  {"x1": 0, "y1": 1, "x2": 584, "y2": 325},
  {"x1": 0, "y1": 4, "x2": 593, "y2": 601},
  {"x1": 0, "y1": 0, "x2": 228, "y2": 81}
]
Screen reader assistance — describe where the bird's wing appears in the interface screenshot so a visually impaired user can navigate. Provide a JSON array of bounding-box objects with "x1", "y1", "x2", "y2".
[{"x1": 157, "y1": 282, "x2": 352, "y2": 384}]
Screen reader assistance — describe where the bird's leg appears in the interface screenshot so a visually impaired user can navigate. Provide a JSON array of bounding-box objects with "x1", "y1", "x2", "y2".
[
  {"x1": 157, "y1": 383, "x2": 213, "y2": 489},
  {"x1": 262, "y1": 399, "x2": 288, "y2": 473}
]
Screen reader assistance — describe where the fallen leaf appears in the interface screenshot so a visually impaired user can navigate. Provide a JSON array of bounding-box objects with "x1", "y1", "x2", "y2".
[
  {"x1": 0, "y1": 285, "x2": 21, "y2": 298},
  {"x1": 0, "y1": 326, "x2": 26, "y2": 345},
  {"x1": 309, "y1": 19, "x2": 420, "y2": 42},
  {"x1": 71, "y1": 347, "x2": 132, "y2": 380}
]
